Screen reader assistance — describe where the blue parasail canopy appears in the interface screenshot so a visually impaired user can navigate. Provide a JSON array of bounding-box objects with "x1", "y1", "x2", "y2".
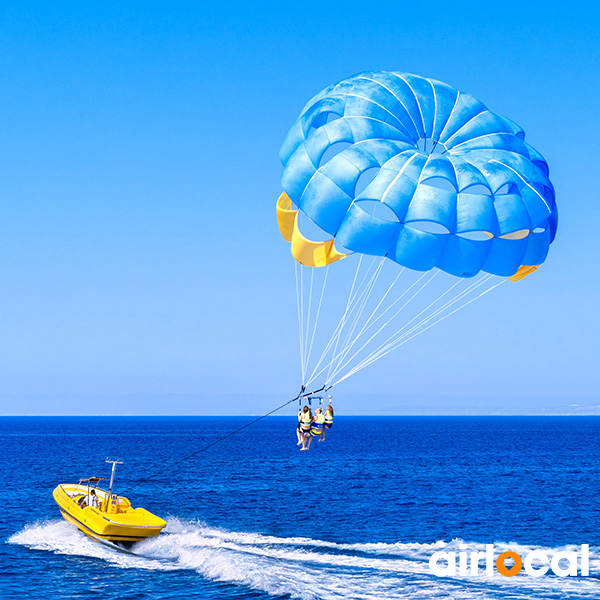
[{"x1": 278, "y1": 71, "x2": 557, "y2": 279}]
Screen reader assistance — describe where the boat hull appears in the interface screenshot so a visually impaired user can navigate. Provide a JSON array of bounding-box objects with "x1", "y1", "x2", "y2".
[{"x1": 53, "y1": 484, "x2": 166, "y2": 544}]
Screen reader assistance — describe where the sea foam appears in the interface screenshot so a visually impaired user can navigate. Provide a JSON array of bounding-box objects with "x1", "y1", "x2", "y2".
[{"x1": 9, "y1": 518, "x2": 600, "y2": 600}]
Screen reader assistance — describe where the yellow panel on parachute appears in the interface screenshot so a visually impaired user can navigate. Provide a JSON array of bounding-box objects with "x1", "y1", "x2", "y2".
[
  {"x1": 508, "y1": 265, "x2": 539, "y2": 282},
  {"x1": 277, "y1": 193, "x2": 350, "y2": 267},
  {"x1": 276, "y1": 192, "x2": 296, "y2": 242}
]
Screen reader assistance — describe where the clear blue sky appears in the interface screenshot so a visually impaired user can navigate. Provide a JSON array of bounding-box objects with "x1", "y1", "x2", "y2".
[{"x1": 0, "y1": 1, "x2": 598, "y2": 415}]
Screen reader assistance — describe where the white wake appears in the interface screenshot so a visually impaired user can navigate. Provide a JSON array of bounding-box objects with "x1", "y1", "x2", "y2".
[{"x1": 8, "y1": 518, "x2": 600, "y2": 599}]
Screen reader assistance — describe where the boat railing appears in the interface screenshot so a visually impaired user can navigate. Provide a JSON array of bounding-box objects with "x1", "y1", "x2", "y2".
[
  {"x1": 64, "y1": 484, "x2": 133, "y2": 514},
  {"x1": 77, "y1": 477, "x2": 107, "y2": 486}
]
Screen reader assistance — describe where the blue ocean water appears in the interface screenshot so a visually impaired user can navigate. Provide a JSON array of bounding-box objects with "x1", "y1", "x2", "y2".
[{"x1": 2, "y1": 416, "x2": 600, "y2": 599}]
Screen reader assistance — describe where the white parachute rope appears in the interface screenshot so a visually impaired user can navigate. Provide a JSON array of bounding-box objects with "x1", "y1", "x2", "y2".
[
  {"x1": 349, "y1": 269, "x2": 431, "y2": 341},
  {"x1": 322, "y1": 258, "x2": 384, "y2": 384},
  {"x1": 324, "y1": 270, "x2": 439, "y2": 386},
  {"x1": 334, "y1": 274, "x2": 490, "y2": 382},
  {"x1": 335, "y1": 274, "x2": 492, "y2": 383},
  {"x1": 360, "y1": 266, "x2": 406, "y2": 333},
  {"x1": 294, "y1": 262, "x2": 306, "y2": 384},
  {"x1": 334, "y1": 281, "x2": 485, "y2": 385},
  {"x1": 322, "y1": 264, "x2": 407, "y2": 382},
  {"x1": 327, "y1": 256, "x2": 386, "y2": 379},
  {"x1": 306, "y1": 255, "x2": 382, "y2": 387},
  {"x1": 334, "y1": 256, "x2": 387, "y2": 359},
  {"x1": 309, "y1": 264, "x2": 423, "y2": 387},
  {"x1": 304, "y1": 265, "x2": 329, "y2": 382},
  {"x1": 323, "y1": 257, "x2": 385, "y2": 384},
  {"x1": 333, "y1": 276, "x2": 505, "y2": 386},
  {"x1": 305, "y1": 254, "x2": 366, "y2": 385},
  {"x1": 301, "y1": 266, "x2": 315, "y2": 383},
  {"x1": 300, "y1": 264, "x2": 307, "y2": 382},
  {"x1": 335, "y1": 277, "x2": 503, "y2": 385},
  {"x1": 331, "y1": 275, "x2": 467, "y2": 382}
]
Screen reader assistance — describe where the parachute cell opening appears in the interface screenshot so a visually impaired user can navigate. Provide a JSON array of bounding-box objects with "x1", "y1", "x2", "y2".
[
  {"x1": 423, "y1": 177, "x2": 457, "y2": 192},
  {"x1": 318, "y1": 141, "x2": 352, "y2": 168},
  {"x1": 352, "y1": 200, "x2": 401, "y2": 222}
]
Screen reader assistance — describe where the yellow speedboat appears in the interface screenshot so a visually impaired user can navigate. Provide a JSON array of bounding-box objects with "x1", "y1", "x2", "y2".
[{"x1": 53, "y1": 459, "x2": 166, "y2": 547}]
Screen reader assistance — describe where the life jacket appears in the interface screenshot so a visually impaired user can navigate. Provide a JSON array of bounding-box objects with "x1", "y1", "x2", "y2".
[
  {"x1": 301, "y1": 413, "x2": 312, "y2": 430},
  {"x1": 324, "y1": 412, "x2": 333, "y2": 424},
  {"x1": 310, "y1": 413, "x2": 325, "y2": 436}
]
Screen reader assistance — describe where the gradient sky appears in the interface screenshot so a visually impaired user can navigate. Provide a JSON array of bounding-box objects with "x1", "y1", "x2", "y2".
[{"x1": 0, "y1": 2, "x2": 598, "y2": 415}]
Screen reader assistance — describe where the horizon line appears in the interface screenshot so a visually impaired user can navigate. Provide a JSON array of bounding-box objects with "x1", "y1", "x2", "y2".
[{"x1": 3, "y1": 413, "x2": 600, "y2": 418}]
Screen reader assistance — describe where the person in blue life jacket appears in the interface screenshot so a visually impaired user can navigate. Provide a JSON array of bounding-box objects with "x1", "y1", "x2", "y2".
[
  {"x1": 299, "y1": 406, "x2": 313, "y2": 451},
  {"x1": 321, "y1": 405, "x2": 334, "y2": 441}
]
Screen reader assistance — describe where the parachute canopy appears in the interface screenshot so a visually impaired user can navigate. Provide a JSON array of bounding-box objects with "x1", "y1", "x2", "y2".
[
  {"x1": 278, "y1": 71, "x2": 557, "y2": 280},
  {"x1": 277, "y1": 72, "x2": 558, "y2": 391}
]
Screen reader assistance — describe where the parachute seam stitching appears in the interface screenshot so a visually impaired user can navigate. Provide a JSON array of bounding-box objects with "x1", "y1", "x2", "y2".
[
  {"x1": 443, "y1": 109, "x2": 491, "y2": 147},
  {"x1": 354, "y1": 76, "x2": 422, "y2": 142},
  {"x1": 390, "y1": 73, "x2": 427, "y2": 142},
  {"x1": 489, "y1": 159, "x2": 551, "y2": 214},
  {"x1": 334, "y1": 90, "x2": 418, "y2": 141},
  {"x1": 437, "y1": 90, "x2": 461, "y2": 145}
]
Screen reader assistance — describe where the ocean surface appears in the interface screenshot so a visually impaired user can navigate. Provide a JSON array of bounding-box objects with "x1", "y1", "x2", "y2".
[{"x1": 2, "y1": 416, "x2": 600, "y2": 599}]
